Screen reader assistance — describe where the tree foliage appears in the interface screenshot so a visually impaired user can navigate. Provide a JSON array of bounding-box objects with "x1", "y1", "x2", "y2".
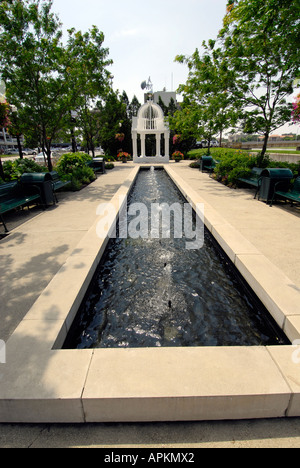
[
  {"x1": 96, "y1": 90, "x2": 132, "y2": 155},
  {"x1": 174, "y1": 0, "x2": 300, "y2": 165},
  {"x1": 65, "y1": 25, "x2": 113, "y2": 156},
  {"x1": 171, "y1": 43, "x2": 237, "y2": 152},
  {"x1": 219, "y1": 0, "x2": 300, "y2": 163},
  {"x1": 0, "y1": 0, "x2": 68, "y2": 170},
  {"x1": 128, "y1": 95, "x2": 141, "y2": 120},
  {"x1": 0, "y1": 1, "x2": 113, "y2": 167}
]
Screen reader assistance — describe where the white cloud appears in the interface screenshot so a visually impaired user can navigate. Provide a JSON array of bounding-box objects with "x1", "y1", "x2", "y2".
[{"x1": 110, "y1": 28, "x2": 141, "y2": 41}]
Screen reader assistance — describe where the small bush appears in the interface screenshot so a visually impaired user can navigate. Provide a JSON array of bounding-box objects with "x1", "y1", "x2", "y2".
[
  {"x1": 2, "y1": 158, "x2": 47, "y2": 182},
  {"x1": 105, "y1": 163, "x2": 114, "y2": 170},
  {"x1": 55, "y1": 152, "x2": 96, "y2": 190},
  {"x1": 209, "y1": 149, "x2": 299, "y2": 187},
  {"x1": 104, "y1": 155, "x2": 116, "y2": 162},
  {"x1": 189, "y1": 160, "x2": 201, "y2": 169},
  {"x1": 214, "y1": 151, "x2": 256, "y2": 185}
]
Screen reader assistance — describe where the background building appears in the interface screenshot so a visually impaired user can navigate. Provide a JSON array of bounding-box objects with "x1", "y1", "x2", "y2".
[{"x1": 0, "y1": 127, "x2": 24, "y2": 152}]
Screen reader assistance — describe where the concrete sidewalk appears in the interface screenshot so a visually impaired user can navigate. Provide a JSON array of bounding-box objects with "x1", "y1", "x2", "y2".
[
  {"x1": 170, "y1": 162, "x2": 300, "y2": 288},
  {"x1": 0, "y1": 161, "x2": 300, "y2": 447},
  {"x1": 0, "y1": 165, "x2": 134, "y2": 342}
]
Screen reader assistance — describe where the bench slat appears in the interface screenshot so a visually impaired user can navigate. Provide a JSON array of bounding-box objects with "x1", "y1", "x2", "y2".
[
  {"x1": 270, "y1": 177, "x2": 300, "y2": 207},
  {"x1": 0, "y1": 181, "x2": 41, "y2": 232}
]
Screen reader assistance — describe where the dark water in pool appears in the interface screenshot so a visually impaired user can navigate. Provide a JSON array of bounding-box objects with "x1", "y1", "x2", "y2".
[{"x1": 64, "y1": 168, "x2": 288, "y2": 349}]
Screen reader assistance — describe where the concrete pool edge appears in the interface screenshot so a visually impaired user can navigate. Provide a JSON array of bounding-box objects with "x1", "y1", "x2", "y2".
[{"x1": 0, "y1": 164, "x2": 299, "y2": 423}]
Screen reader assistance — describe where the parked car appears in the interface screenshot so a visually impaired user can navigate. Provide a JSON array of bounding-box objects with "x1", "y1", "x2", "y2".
[
  {"x1": 60, "y1": 146, "x2": 73, "y2": 152},
  {"x1": 34, "y1": 152, "x2": 60, "y2": 164},
  {"x1": 201, "y1": 140, "x2": 218, "y2": 148},
  {"x1": 194, "y1": 141, "x2": 203, "y2": 149},
  {"x1": 24, "y1": 148, "x2": 38, "y2": 155}
]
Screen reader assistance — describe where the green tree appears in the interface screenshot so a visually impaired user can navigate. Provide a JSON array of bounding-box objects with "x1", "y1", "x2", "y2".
[
  {"x1": 97, "y1": 91, "x2": 131, "y2": 155},
  {"x1": 65, "y1": 25, "x2": 113, "y2": 157},
  {"x1": 128, "y1": 95, "x2": 141, "y2": 120},
  {"x1": 0, "y1": 0, "x2": 70, "y2": 171},
  {"x1": 220, "y1": 0, "x2": 300, "y2": 164},
  {"x1": 171, "y1": 44, "x2": 237, "y2": 153}
]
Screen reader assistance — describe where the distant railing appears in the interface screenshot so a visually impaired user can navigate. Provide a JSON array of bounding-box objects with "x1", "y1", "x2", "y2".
[
  {"x1": 224, "y1": 140, "x2": 300, "y2": 150},
  {"x1": 137, "y1": 118, "x2": 166, "y2": 131}
]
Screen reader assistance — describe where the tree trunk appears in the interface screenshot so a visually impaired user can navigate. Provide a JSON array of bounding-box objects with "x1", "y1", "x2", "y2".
[
  {"x1": 257, "y1": 132, "x2": 269, "y2": 167},
  {"x1": 42, "y1": 128, "x2": 53, "y2": 172},
  {"x1": 71, "y1": 127, "x2": 77, "y2": 153},
  {"x1": 46, "y1": 144, "x2": 53, "y2": 172},
  {"x1": 219, "y1": 129, "x2": 223, "y2": 148},
  {"x1": 91, "y1": 146, "x2": 95, "y2": 158},
  {"x1": 0, "y1": 158, "x2": 4, "y2": 180},
  {"x1": 16, "y1": 134, "x2": 23, "y2": 159},
  {"x1": 207, "y1": 139, "x2": 211, "y2": 156},
  {"x1": 90, "y1": 139, "x2": 95, "y2": 158}
]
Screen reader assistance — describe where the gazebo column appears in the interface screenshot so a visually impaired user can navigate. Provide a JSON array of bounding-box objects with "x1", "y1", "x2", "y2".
[
  {"x1": 164, "y1": 131, "x2": 170, "y2": 158},
  {"x1": 132, "y1": 131, "x2": 138, "y2": 159},
  {"x1": 156, "y1": 133, "x2": 161, "y2": 157},
  {"x1": 141, "y1": 134, "x2": 146, "y2": 157}
]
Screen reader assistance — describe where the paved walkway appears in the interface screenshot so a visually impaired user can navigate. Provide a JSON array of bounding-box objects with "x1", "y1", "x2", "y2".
[
  {"x1": 170, "y1": 162, "x2": 300, "y2": 288},
  {"x1": 0, "y1": 165, "x2": 134, "y2": 342},
  {"x1": 0, "y1": 161, "x2": 300, "y2": 447}
]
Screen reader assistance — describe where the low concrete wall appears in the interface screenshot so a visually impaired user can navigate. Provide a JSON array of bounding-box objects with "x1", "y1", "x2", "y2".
[{"x1": 269, "y1": 153, "x2": 300, "y2": 164}]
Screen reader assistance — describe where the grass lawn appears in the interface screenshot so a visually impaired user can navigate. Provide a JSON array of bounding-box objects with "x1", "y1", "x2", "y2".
[
  {"x1": 187, "y1": 148, "x2": 300, "y2": 159},
  {"x1": 265, "y1": 149, "x2": 300, "y2": 155}
]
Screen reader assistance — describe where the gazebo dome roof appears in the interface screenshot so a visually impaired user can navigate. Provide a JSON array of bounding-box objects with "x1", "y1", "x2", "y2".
[
  {"x1": 138, "y1": 101, "x2": 164, "y2": 120},
  {"x1": 134, "y1": 100, "x2": 166, "y2": 132}
]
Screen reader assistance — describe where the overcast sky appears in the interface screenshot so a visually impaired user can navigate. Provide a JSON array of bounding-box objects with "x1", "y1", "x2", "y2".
[
  {"x1": 52, "y1": 0, "x2": 299, "y2": 135},
  {"x1": 52, "y1": 0, "x2": 228, "y2": 101}
]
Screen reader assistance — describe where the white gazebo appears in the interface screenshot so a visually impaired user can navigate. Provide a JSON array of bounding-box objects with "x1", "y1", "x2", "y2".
[{"x1": 132, "y1": 100, "x2": 170, "y2": 163}]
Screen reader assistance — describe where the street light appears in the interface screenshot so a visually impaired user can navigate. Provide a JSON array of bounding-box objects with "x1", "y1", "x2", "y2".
[{"x1": 9, "y1": 104, "x2": 24, "y2": 158}]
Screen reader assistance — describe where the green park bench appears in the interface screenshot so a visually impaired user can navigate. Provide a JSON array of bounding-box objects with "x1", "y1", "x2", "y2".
[
  {"x1": 200, "y1": 156, "x2": 219, "y2": 174},
  {"x1": 86, "y1": 158, "x2": 106, "y2": 175},
  {"x1": 0, "y1": 181, "x2": 42, "y2": 233},
  {"x1": 50, "y1": 171, "x2": 71, "y2": 202},
  {"x1": 237, "y1": 167, "x2": 264, "y2": 199},
  {"x1": 270, "y1": 176, "x2": 300, "y2": 207}
]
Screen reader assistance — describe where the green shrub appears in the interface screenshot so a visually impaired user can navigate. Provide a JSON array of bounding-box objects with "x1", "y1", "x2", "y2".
[
  {"x1": 212, "y1": 150, "x2": 299, "y2": 186},
  {"x1": 55, "y1": 152, "x2": 96, "y2": 190},
  {"x1": 189, "y1": 160, "x2": 201, "y2": 169},
  {"x1": 55, "y1": 152, "x2": 91, "y2": 174},
  {"x1": 214, "y1": 151, "x2": 257, "y2": 185},
  {"x1": 2, "y1": 158, "x2": 47, "y2": 182},
  {"x1": 104, "y1": 155, "x2": 116, "y2": 162},
  {"x1": 105, "y1": 163, "x2": 114, "y2": 170},
  {"x1": 188, "y1": 147, "x2": 251, "y2": 161}
]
